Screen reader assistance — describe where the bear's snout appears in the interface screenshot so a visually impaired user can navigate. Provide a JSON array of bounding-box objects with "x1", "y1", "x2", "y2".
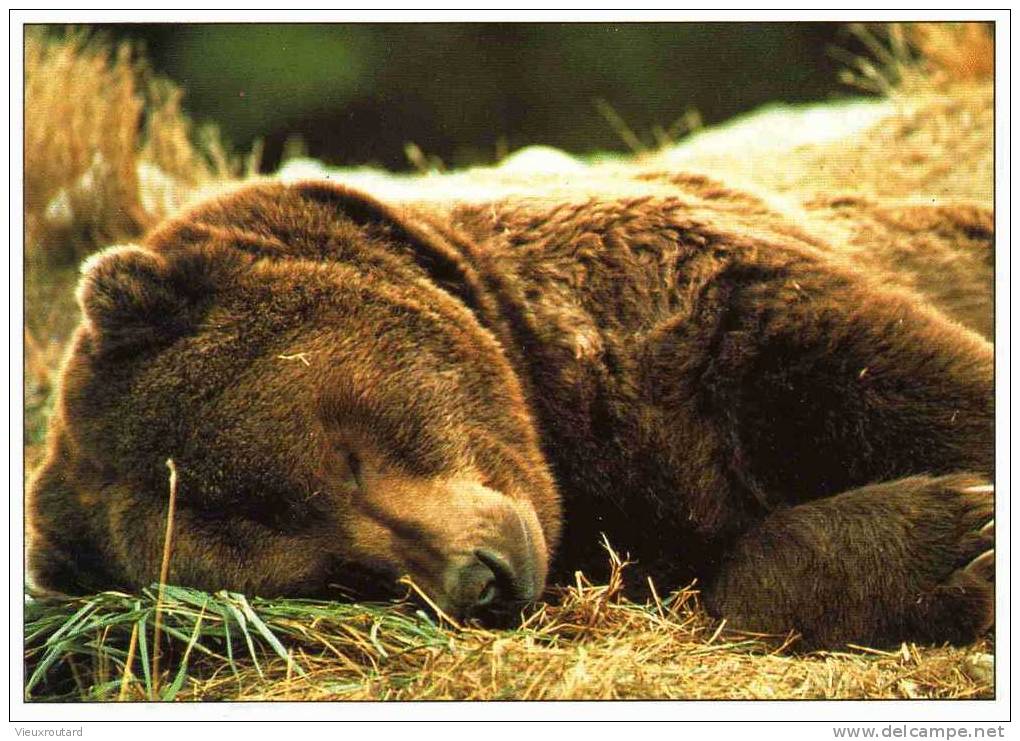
[
  {"x1": 442, "y1": 546, "x2": 538, "y2": 622},
  {"x1": 414, "y1": 488, "x2": 549, "y2": 623},
  {"x1": 345, "y1": 472, "x2": 550, "y2": 622}
]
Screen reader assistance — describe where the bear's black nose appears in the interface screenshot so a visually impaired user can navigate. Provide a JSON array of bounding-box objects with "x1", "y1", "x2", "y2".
[{"x1": 447, "y1": 548, "x2": 533, "y2": 619}]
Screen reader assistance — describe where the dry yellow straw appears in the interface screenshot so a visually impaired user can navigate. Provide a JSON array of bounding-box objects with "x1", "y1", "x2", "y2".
[
  {"x1": 118, "y1": 621, "x2": 140, "y2": 701},
  {"x1": 397, "y1": 576, "x2": 463, "y2": 630},
  {"x1": 150, "y1": 458, "x2": 179, "y2": 699}
]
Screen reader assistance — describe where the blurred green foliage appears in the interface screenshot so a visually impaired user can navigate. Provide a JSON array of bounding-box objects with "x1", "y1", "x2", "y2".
[
  {"x1": 164, "y1": 25, "x2": 373, "y2": 138},
  {"x1": 79, "y1": 23, "x2": 861, "y2": 171}
]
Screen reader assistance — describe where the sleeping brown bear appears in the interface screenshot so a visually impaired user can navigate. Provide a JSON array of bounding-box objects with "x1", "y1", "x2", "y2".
[{"x1": 27, "y1": 168, "x2": 994, "y2": 649}]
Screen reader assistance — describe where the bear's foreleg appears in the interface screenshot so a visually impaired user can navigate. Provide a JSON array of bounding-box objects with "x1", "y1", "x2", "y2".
[
  {"x1": 703, "y1": 473, "x2": 994, "y2": 648},
  {"x1": 647, "y1": 253, "x2": 996, "y2": 646}
]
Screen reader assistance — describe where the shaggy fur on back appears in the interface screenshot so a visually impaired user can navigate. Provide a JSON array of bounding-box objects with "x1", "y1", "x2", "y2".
[{"x1": 29, "y1": 166, "x2": 994, "y2": 647}]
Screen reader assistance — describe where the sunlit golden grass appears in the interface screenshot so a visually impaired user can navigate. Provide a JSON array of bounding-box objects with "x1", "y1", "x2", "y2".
[
  {"x1": 830, "y1": 22, "x2": 994, "y2": 96},
  {"x1": 24, "y1": 546, "x2": 994, "y2": 702},
  {"x1": 24, "y1": 26, "x2": 236, "y2": 267}
]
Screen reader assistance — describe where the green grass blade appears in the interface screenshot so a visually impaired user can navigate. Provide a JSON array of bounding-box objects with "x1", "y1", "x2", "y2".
[
  {"x1": 87, "y1": 679, "x2": 124, "y2": 701},
  {"x1": 44, "y1": 599, "x2": 99, "y2": 646},
  {"x1": 220, "y1": 607, "x2": 238, "y2": 678},
  {"x1": 25, "y1": 640, "x2": 72, "y2": 696},
  {"x1": 220, "y1": 597, "x2": 262, "y2": 678},
  {"x1": 160, "y1": 585, "x2": 218, "y2": 612},
  {"x1": 369, "y1": 619, "x2": 389, "y2": 659},
  {"x1": 156, "y1": 625, "x2": 222, "y2": 659},
  {"x1": 62, "y1": 609, "x2": 146, "y2": 641},
  {"x1": 161, "y1": 602, "x2": 206, "y2": 701},
  {"x1": 235, "y1": 593, "x2": 305, "y2": 677},
  {"x1": 136, "y1": 612, "x2": 153, "y2": 699}
]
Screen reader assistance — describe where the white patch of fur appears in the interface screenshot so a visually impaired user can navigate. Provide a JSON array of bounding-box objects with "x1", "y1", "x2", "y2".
[
  {"x1": 964, "y1": 484, "x2": 994, "y2": 494},
  {"x1": 572, "y1": 328, "x2": 603, "y2": 361}
]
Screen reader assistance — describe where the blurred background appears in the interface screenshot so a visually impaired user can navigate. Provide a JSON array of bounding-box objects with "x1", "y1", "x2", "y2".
[{"x1": 76, "y1": 23, "x2": 869, "y2": 172}]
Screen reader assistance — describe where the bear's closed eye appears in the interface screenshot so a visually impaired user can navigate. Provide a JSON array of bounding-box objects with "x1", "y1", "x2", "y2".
[{"x1": 28, "y1": 165, "x2": 993, "y2": 648}]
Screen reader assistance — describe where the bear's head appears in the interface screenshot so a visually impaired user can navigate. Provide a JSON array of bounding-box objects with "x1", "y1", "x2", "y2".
[{"x1": 27, "y1": 183, "x2": 562, "y2": 622}]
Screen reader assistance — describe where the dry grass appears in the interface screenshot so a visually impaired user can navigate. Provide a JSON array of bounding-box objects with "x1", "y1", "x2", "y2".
[
  {"x1": 24, "y1": 262, "x2": 78, "y2": 471},
  {"x1": 24, "y1": 26, "x2": 236, "y2": 266},
  {"x1": 21, "y1": 23, "x2": 997, "y2": 702},
  {"x1": 24, "y1": 547, "x2": 994, "y2": 702},
  {"x1": 909, "y1": 22, "x2": 995, "y2": 84},
  {"x1": 831, "y1": 22, "x2": 993, "y2": 95}
]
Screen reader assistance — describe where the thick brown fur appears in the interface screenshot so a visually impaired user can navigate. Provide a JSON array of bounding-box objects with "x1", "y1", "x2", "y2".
[
  {"x1": 27, "y1": 25, "x2": 995, "y2": 649},
  {"x1": 29, "y1": 168, "x2": 994, "y2": 648}
]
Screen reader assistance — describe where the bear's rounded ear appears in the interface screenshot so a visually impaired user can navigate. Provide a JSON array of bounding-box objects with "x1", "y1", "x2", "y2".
[{"x1": 76, "y1": 244, "x2": 216, "y2": 351}]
